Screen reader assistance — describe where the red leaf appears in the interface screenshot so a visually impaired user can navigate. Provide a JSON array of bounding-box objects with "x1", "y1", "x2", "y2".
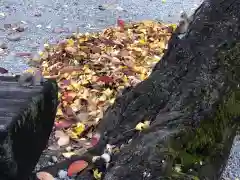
[
  {"x1": 97, "y1": 76, "x2": 114, "y2": 84},
  {"x1": 67, "y1": 160, "x2": 88, "y2": 176},
  {"x1": 117, "y1": 18, "x2": 125, "y2": 31},
  {"x1": 117, "y1": 18, "x2": 125, "y2": 27},
  {"x1": 90, "y1": 133, "x2": 101, "y2": 147},
  {"x1": 54, "y1": 120, "x2": 75, "y2": 129},
  {"x1": 0, "y1": 67, "x2": 8, "y2": 74}
]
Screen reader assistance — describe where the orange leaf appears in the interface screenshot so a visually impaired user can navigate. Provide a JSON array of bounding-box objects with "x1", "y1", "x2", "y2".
[{"x1": 67, "y1": 160, "x2": 88, "y2": 176}]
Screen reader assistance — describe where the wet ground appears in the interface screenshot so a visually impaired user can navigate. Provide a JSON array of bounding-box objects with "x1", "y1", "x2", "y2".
[{"x1": 2, "y1": 0, "x2": 238, "y2": 179}]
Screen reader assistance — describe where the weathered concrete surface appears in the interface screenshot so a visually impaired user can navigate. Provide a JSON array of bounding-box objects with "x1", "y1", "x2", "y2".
[{"x1": 0, "y1": 76, "x2": 58, "y2": 180}]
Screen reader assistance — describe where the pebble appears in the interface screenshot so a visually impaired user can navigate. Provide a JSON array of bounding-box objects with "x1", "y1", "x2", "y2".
[
  {"x1": 34, "y1": 11, "x2": 42, "y2": 17},
  {"x1": 98, "y1": 5, "x2": 106, "y2": 11},
  {"x1": 7, "y1": 33, "x2": 21, "y2": 41},
  {"x1": 15, "y1": 25, "x2": 25, "y2": 32},
  {"x1": 51, "y1": 156, "x2": 58, "y2": 163},
  {"x1": 0, "y1": 48, "x2": 4, "y2": 55},
  {"x1": 0, "y1": 41, "x2": 7, "y2": 49},
  {"x1": 48, "y1": 161, "x2": 54, "y2": 166},
  {"x1": 58, "y1": 170, "x2": 68, "y2": 179},
  {"x1": 52, "y1": 27, "x2": 69, "y2": 33}
]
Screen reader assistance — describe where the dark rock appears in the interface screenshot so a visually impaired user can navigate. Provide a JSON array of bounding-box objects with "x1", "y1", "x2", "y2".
[
  {"x1": 0, "y1": 76, "x2": 58, "y2": 180},
  {"x1": 15, "y1": 26, "x2": 25, "y2": 32},
  {"x1": 98, "y1": 5, "x2": 106, "y2": 11}
]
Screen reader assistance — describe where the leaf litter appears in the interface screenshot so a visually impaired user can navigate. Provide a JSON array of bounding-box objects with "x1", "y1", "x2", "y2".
[{"x1": 33, "y1": 20, "x2": 175, "y2": 179}]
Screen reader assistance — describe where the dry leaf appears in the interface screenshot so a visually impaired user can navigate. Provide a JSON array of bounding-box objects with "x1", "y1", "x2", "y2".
[
  {"x1": 36, "y1": 172, "x2": 55, "y2": 180},
  {"x1": 55, "y1": 130, "x2": 70, "y2": 146},
  {"x1": 135, "y1": 121, "x2": 150, "y2": 131},
  {"x1": 67, "y1": 160, "x2": 88, "y2": 176}
]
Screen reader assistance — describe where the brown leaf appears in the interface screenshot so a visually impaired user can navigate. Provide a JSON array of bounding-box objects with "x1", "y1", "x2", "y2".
[
  {"x1": 65, "y1": 46, "x2": 77, "y2": 54},
  {"x1": 91, "y1": 46, "x2": 102, "y2": 53},
  {"x1": 67, "y1": 160, "x2": 88, "y2": 176}
]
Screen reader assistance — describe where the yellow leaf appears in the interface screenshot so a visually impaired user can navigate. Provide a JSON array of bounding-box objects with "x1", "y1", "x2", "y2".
[
  {"x1": 56, "y1": 108, "x2": 63, "y2": 116},
  {"x1": 67, "y1": 39, "x2": 75, "y2": 46},
  {"x1": 69, "y1": 132, "x2": 79, "y2": 139},
  {"x1": 109, "y1": 98, "x2": 115, "y2": 104},
  {"x1": 93, "y1": 169, "x2": 102, "y2": 180},
  {"x1": 135, "y1": 121, "x2": 150, "y2": 131},
  {"x1": 71, "y1": 82, "x2": 81, "y2": 90},
  {"x1": 102, "y1": 88, "x2": 113, "y2": 96},
  {"x1": 139, "y1": 39, "x2": 146, "y2": 45},
  {"x1": 98, "y1": 94, "x2": 107, "y2": 101},
  {"x1": 73, "y1": 123, "x2": 85, "y2": 135},
  {"x1": 135, "y1": 122, "x2": 145, "y2": 131},
  {"x1": 62, "y1": 152, "x2": 76, "y2": 158},
  {"x1": 58, "y1": 92, "x2": 62, "y2": 99},
  {"x1": 38, "y1": 51, "x2": 44, "y2": 57},
  {"x1": 142, "y1": 120, "x2": 150, "y2": 129},
  {"x1": 139, "y1": 73, "x2": 147, "y2": 81}
]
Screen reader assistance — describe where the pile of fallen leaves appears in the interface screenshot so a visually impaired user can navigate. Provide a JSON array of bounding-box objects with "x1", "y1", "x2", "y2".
[{"x1": 35, "y1": 20, "x2": 176, "y2": 179}]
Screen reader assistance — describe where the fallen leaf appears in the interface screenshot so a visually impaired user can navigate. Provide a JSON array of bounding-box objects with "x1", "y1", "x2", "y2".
[
  {"x1": 55, "y1": 130, "x2": 70, "y2": 146},
  {"x1": 90, "y1": 133, "x2": 101, "y2": 147},
  {"x1": 93, "y1": 169, "x2": 102, "y2": 180},
  {"x1": 67, "y1": 160, "x2": 88, "y2": 176},
  {"x1": 73, "y1": 122, "x2": 85, "y2": 135},
  {"x1": 62, "y1": 152, "x2": 76, "y2": 158},
  {"x1": 54, "y1": 120, "x2": 75, "y2": 129},
  {"x1": 65, "y1": 46, "x2": 77, "y2": 54},
  {"x1": 36, "y1": 172, "x2": 54, "y2": 180},
  {"x1": 135, "y1": 121, "x2": 150, "y2": 131},
  {"x1": 97, "y1": 76, "x2": 114, "y2": 84}
]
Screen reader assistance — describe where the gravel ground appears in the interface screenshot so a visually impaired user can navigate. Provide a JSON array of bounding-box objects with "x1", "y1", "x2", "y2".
[{"x1": 0, "y1": 0, "x2": 238, "y2": 179}]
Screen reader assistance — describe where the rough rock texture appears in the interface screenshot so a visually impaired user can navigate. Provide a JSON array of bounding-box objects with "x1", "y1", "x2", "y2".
[
  {"x1": 0, "y1": 76, "x2": 58, "y2": 180},
  {"x1": 37, "y1": 0, "x2": 240, "y2": 179}
]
